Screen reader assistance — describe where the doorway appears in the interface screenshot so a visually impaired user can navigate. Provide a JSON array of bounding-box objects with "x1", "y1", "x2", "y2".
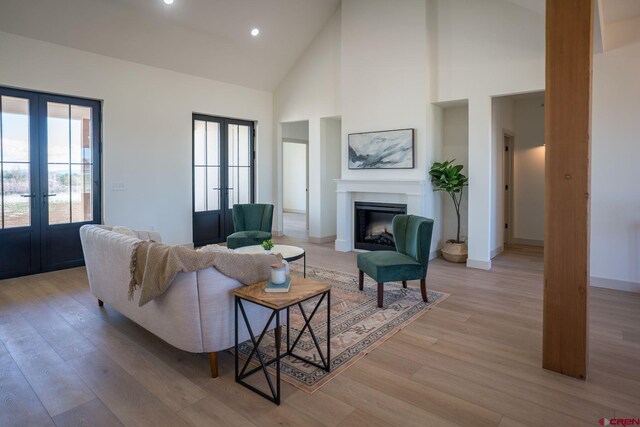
[
  {"x1": 192, "y1": 114, "x2": 255, "y2": 247},
  {"x1": 0, "y1": 86, "x2": 102, "y2": 279},
  {"x1": 281, "y1": 120, "x2": 309, "y2": 238},
  {"x1": 282, "y1": 141, "x2": 308, "y2": 238},
  {"x1": 503, "y1": 132, "x2": 514, "y2": 245}
]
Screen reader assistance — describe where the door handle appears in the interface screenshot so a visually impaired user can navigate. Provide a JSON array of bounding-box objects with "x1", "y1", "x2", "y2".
[
  {"x1": 20, "y1": 194, "x2": 35, "y2": 198},
  {"x1": 43, "y1": 193, "x2": 57, "y2": 197}
]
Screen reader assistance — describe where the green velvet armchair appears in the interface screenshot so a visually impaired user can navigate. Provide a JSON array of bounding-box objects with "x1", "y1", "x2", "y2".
[
  {"x1": 357, "y1": 214, "x2": 434, "y2": 308},
  {"x1": 226, "y1": 204, "x2": 274, "y2": 249}
]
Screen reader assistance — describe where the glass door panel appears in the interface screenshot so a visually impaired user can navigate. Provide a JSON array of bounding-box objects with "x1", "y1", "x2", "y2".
[
  {"x1": 1, "y1": 95, "x2": 32, "y2": 229},
  {"x1": 227, "y1": 123, "x2": 252, "y2": 208},
  {"x1": 46, "y1": 102, "x2": 94, "y2": 225},
  {"x1": 0, "y1": 89, "x2": 39, "y2": 279}
]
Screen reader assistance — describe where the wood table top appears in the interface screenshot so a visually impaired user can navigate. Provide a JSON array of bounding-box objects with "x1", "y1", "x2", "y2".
[{"x1": 234, "y1": 275, "x2": 331, "y2": 310}]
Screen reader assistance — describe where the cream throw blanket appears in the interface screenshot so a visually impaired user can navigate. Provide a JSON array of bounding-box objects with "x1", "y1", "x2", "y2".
[{"x1": 129, "y1": 241, "x2": 282, "y2": 306}]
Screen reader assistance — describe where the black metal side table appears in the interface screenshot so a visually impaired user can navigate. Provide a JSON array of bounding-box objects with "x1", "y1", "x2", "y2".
[{"x1": 234, "y1": 276, "x2": 331, "y2": 405}]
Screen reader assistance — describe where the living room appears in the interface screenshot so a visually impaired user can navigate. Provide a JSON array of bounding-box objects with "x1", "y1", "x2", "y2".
[{"x1": 0, "y1": 0, "x2": 639, "y2": 426}]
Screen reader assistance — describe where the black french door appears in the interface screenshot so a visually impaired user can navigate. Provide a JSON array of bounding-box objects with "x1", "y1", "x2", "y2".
[
  {"x1": 192, "y1": 114, "x2": 254, "y2": 247},
  {"x1": 0, "y1": 87, "x2": 101, "y2": 279}
]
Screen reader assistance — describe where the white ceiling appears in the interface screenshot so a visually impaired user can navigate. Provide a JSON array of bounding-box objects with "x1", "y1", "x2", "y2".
[{"x1": 0, "y1": 0, "x2": 340, "y2": 91}]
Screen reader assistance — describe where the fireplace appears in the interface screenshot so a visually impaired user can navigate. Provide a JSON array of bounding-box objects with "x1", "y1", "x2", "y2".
[{"x1": 354, "y1": 202, "x2": 407, "y2": 251}]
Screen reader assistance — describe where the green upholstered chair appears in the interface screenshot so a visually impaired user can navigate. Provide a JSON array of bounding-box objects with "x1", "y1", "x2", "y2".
[
  {"x1": 226, "y1": 204, "x2": 274, "y2": 249},
  {"x1": 357, "y1": 214, "x2": 434, "y2": 308}
]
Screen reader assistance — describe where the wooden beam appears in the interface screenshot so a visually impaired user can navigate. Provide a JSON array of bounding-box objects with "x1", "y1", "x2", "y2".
[{"x1": 543, "y1": 0, "x2": 593, "y2": 379}]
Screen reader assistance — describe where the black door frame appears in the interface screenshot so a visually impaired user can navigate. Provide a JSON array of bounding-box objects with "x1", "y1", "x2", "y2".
[
  {"x1": 192, "y1": 114, "x2": 255, "y2": 247},
  {"x1": 0, "y1": 86, "x2": 102, "y2": 279}
]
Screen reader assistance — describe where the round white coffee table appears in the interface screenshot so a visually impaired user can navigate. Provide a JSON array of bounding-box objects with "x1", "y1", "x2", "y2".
[{"x1": 233, "y1": 244, "x2": 306, "y2": 277}]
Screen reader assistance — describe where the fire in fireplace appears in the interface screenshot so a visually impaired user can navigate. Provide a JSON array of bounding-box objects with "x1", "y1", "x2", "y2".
[{"x1": 354, "y1": 202, "x2": 407, "y2": 251}]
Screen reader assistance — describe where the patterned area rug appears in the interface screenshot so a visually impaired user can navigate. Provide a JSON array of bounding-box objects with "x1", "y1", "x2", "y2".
[{"x1": 236, "y1": 265, "x2": 449, "y2": 393}]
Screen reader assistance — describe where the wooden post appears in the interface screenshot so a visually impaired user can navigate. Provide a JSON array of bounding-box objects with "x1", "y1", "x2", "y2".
[{"x1": 543, "y1": 0, "x2": 593, "y2": 379}]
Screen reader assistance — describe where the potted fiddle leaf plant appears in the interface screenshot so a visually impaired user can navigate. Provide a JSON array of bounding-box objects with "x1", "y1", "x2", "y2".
[{"x1": 429, "y1": 160, "x2": 469, "y2": 263}]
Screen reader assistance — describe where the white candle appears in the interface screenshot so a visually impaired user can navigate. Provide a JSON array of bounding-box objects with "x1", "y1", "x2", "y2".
[{"x1": 271, "y1": 263, "x2": 287, "y2": 284}]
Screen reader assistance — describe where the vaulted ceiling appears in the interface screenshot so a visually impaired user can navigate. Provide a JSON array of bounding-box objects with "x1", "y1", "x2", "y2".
[{"x1": 0, "y1": 0, "x2": 340, "y2": 91}]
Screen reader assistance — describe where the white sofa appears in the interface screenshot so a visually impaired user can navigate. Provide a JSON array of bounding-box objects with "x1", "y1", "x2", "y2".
[{"x1": 79, "y1": 225, "x2": 275, "y2": 377}]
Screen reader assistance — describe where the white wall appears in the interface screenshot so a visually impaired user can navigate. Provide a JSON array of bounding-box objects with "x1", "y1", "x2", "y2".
[
  {"x1": 341, "y1": 0, "x2": 430, "y2": 182},
  {"x1": 0, "y1": 31, "x2": 274, "y2": 245},
  {"x1": 434, "y1": 0, "x2": 545, "y2": 103},
  {"x1": 320, "y1": 117, "x2": 341, "y2": 238},
  {"x1": 442, "y1": 106, "x2": 469, "y2": 243},
  {"x1": 512, "y1": 96, "x2": 545, "y2": 244},
  {"x1": 282, "y1": 142, "x2": 307, "y2": 213},
  {"x1": 591, "y1": 40, "x2": 640, "y2": 292},
  {"x1": 274, "y1": 10, "x2": 341, "y2": 237},
  {"x1": 282, "y1": 121, "x2": 309, "y2": 141},
  {"x1": 434, "y1": 0, "x2": 544, "y2": 269}
]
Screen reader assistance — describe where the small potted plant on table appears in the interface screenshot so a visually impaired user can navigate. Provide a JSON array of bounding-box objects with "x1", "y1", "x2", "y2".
[
  {"x1": 429, "y1": 160, "x2": 469, "y2": 263},
  {"x1": 261, "y1": 239, "x2": 274, "y2": 254}
]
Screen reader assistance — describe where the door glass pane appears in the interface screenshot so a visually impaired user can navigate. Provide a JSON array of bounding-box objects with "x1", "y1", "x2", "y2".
[
  {"x1": 228, "y1": 124, "x2": 238, "y2": 166},
  {"x1": 238, "y1": 167, "x2": 250, "y2": 204},
  {"x1": 238, "y1": 125, "x2": 250, "y2": 166},
  {"x1": 48, "y1": 164, "x2": 70, "y2": 224},
  {"x1": 194, "y1": 120, "x2": 206, "y2": 166},
  {"x1": 206, "y1": 122, "x2": 219, "y2": 166},
  {"x1": 207, "y1": 166, "x2": 220, "y2": 211},
  {"x1": 194, "y1": 167, "x2": 206, "y2": 212},
  {"x1": 47, "y1": 102, "x2": 70, "y2": 164},
  {"x1": 71, "y1": 164, "x2": 92, "y2": 222},
  {"x1": 47, "y1": 102, "x2": 94, "y2": 225},
  {"x1": 2, "y1": 163, "x2": 30, "y2": 228},
  {"x1": 227, "y1": 166, "x2": 236, "y2": 207},
  {"x1": 70, "y1": 105, "x2": 92, "y2": 164},
  {"x1": 1, "y1": 96, "x2": 30, "y2": 162}
]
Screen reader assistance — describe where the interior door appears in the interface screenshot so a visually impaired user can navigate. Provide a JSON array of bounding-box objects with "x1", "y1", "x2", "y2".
[
  {"x1": 0, "y1": 88, "x2": 39, "y2": 279},
  {"x1": 192, "y1": 115, "x2": 254, "y2": 247},
  {"x1": 40, "y1": 95, "x2": 101, "y2": 272},
  {"x1": 0, "y1": 87, "x2": 101, "y2": 279}
]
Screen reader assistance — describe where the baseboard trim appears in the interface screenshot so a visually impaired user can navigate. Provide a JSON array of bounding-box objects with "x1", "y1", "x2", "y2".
[
  {"x1": 467, "y1": 258, "x2": 492, "y2": 270},
  {"x1": 335, "y1": 239, "x2": 351, "y2": 252},
  {"x1": 491, "y1": 246, "x2": 504, "y2": 259},
  {"x1": 283, "y1": 209, "x2": 307, "y2": 214},
  {"x1": 590, "y1": 276, "x2": 640, "y2": 293},
  {"x1": 309, "y1": 235, "x2": 336, "y2": 244},
  {"x1": 511, "y1": 238, "x2": 544, "y2": 247}
]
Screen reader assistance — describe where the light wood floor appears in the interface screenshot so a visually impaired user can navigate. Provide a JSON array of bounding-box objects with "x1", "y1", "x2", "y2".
[{"x1": 1, "y1": 240, "x2": 639, "y2": 427}]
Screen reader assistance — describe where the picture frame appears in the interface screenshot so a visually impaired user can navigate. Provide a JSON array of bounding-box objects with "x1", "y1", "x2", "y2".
[{"x1": 347, "y1": 128, "x2": 415, "y2": 169}]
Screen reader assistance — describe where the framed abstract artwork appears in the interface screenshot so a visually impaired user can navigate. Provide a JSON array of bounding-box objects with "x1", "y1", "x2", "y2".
[{"x1": 348, "y1": 128, "x2": 415, "y2": 169}]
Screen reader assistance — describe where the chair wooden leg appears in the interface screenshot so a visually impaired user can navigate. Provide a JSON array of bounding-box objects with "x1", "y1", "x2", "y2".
[
  {"x1": 402, "y1": 280, "x2": 407, "y2": 288},
  {"x1": 358, "y1": 270, "x2": 364, "y2": 291},
  {"x1": 377, "y1": 282, "x2": 384, "y2": 308},
  {"x1": 98, "y1": 299, "x2": 104, "y2": 307},
  {"x1": 209, "y1": 352, "x2": 218, "y2": 378},
  {"x1": 420, "y1": 278, "x2": 428, "y2": 303}
]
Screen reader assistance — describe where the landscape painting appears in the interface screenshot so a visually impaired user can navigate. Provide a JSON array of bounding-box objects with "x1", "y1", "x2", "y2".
[{"x1": 348, "y1": 128, "x2": 414, "y2": 169}]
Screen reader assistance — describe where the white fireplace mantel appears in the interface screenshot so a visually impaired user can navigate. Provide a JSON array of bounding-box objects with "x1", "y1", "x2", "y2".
[{"x1": 334, "y1": 179, "x2": 429, "y2": 252}]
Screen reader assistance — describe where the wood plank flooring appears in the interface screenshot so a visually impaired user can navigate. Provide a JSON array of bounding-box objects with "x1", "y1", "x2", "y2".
[{"x1": 0, "y1": 240, "x2": 638, "y2": 426}]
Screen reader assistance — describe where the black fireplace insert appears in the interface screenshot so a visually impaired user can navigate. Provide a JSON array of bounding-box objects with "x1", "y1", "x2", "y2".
[{"x1": 354, "y1": 202, "x2": 407, "y2": 251}]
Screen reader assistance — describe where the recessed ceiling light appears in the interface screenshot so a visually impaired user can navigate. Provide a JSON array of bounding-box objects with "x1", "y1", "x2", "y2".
[
  {"x1": 163, "y1": 0, "x2": 174, "y2": 5},
  {"x1": 251, "y1": 28, "x2": 260, "y2": 37}
]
